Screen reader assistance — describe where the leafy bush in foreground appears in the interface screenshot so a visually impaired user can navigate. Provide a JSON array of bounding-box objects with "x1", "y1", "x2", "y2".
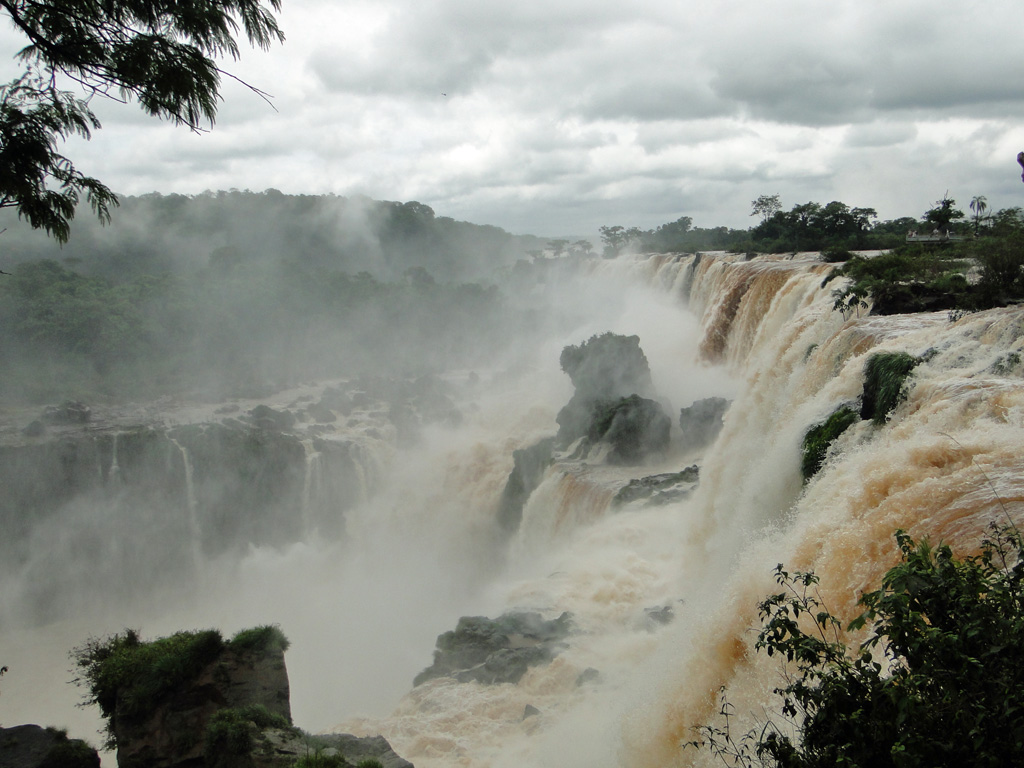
[{"x1": 691, "y1": 524, "x2": 1024, "y2": 767}]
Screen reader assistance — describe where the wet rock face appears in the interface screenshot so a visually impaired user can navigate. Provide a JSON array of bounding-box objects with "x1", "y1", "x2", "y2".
[
  {"x1": 558, "y1": 333, "x2": 655, "y2": 403},
  {"x1": 0, "y1": 724, "x2": 100, "y2": 768},
  {"x1": 678, "y1": 397, "x2": 730, "y2": 453},
  {"x1": 40, "y1": 400, "x2": 92, "y2": 425},
  {"x1": 587, "y1": 394, "x2": 671, "y2": 464},
  {"x1": 556, "y1": 333, "x2": 656, "y2": 447},
  {"x1": 497, "y1": 437, "x2": 555, "y2": 533},
  {"x1": 414, "y1": 611, "x2": 574, "y2": 687},
  {"x1": 612, "y1": 465, "x2": 700, "y2": 508},
  {"x1": 111, "y1": 640, "x2": 291, "y2": 768}
]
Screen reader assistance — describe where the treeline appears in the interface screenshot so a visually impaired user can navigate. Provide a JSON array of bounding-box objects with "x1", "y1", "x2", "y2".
[
  {"x1": 601, "y1": 194, "x2": 1024, "y2": 256},
  {"x1": 0, "y1": 256, "x2": 522, "y2": 404},
  {"x1": 0, "y1": 189, "x2": 546, "y2": 284}
]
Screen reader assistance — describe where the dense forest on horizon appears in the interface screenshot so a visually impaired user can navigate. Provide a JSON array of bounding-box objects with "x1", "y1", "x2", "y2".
[
  {"x1": 0, "y1": 189, "x2": 549, "y2": 285},
  {"x1": 2, "y1": 189, "x2": 1023, "y2": 407},
  {"x1": 0, "y1": 190, "x2": 559, "y2": 406}
]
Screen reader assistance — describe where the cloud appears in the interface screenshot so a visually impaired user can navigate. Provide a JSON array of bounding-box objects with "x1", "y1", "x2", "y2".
[{"x1": 5, "y1": 0, "x2": 1024, "y2": 236}]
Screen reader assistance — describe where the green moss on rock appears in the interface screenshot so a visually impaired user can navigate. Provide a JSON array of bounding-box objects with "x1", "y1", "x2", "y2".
[
  {"x1": 204, "y1": 705, "x2": 294, "y2": 767},
  {"x1": 861, "y1": 352, "x2": 921, "y2": 425},
  {"x1": 802, "y1": 407, "x2": 860, "y2": 481}
]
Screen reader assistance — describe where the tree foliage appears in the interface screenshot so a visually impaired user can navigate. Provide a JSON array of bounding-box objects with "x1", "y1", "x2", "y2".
[
  {"x1": 923, "y1": 195, "x2": 965, "y2": 235},
  {"x1": 71, "y1": 628, "x2": 226, "y2": 749},
  {"x1": 691, "y1": 524, "x2": 1024, "y2": 768},
  {"x1": 751, "y1": 200, "x2": 878, "y2": 252},
  {"x1": 751, "y1": 194, "x2": 782, "y2": 223},
  {"x1": 0, "y1": 0, "x2": 284, "y2": 241}
]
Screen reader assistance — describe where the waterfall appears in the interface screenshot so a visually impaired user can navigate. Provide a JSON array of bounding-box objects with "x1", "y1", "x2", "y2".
[
  {"x1": 332, "y1": 253, "x2": 1024, "y2": 768},
  {"x1": 108, "y1": 432, "x2": 121, "y2": 485},
  {"x1": 5, "y1": 251, "x2": 1024, "y2": 768},
  {"x1": 300, "y1": 439, "x2": 322, "y2": 535},
  {"x1": 169, "y1": 436, "x2": 203, "y2": 571}
]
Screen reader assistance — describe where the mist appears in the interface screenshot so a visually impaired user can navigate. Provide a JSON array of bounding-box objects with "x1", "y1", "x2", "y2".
[{"x1": 0, "y1": 201, "x2": 728, "y2": 763}]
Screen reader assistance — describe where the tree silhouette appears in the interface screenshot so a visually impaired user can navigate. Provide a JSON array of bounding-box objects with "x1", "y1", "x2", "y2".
[{"x1": 0, "y1": 0, "x2": 284, "y2": 242}]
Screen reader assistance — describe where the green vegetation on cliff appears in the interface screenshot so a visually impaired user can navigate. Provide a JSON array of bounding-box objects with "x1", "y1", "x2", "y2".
[
  {"x1": 861, "y1": 352, "x2": 921, "y2": 425},
  {"x1": 72, "y1": 628, "x2": 225, "y2": 747},
  {"x1": 204, "y1": 704, "x2": 293, "y2": 767},
  {"x1": 71, "y1": 625, "x2": 290, "y2": 750},
  {"x1": 800, "y1": 406, "x2": 859, "y2": 481},
  {"x1": 229, "y1": 624, "x2": 291, "y2": 654}
]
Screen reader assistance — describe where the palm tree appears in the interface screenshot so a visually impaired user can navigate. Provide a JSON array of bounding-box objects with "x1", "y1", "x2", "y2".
[{"x1": 970, "y1": 195, "x2": 989, "y2": 235}]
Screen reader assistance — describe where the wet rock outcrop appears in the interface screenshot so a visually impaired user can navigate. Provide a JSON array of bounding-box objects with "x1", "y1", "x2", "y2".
[
  {"x1": 75, "y1": 625, "x2": 412, "y2": 768},
  {"x1": 678, "y1": 397, "x2": 730, "y2": 453},
  {"x1": 0, "y1": 724, "x2": 100, "y2": 768},
  {"x1": 497, "y1": 437, "x2": 555, "y2": 533},
  {"x1": 587, "y1": 394, "x2": 671, "y2": 464},
  {"x1": 555, "y1": 333, "x2": 657, "y2": 447},
  {"x1": 612, "y1": 465, "x2": 700, "y2": 508},
  {"x1": 553, "y1": 333, "x2": 672, "y2": 464},
  {"x1": 414, "y1": 611, "x2": 573, "y2": 687}
]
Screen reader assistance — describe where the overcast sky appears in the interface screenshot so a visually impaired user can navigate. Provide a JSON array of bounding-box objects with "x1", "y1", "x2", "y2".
[{"x1": 4, "y1": 0, "x2": 1024, "y2": 237}]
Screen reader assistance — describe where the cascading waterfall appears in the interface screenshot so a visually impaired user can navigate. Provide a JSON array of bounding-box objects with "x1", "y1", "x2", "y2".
[
  {"x1": 107, "y1": 432, "x2": 121, "y2": 484},
  {"x1": 333, "y1": 252, "x2": 1024, "y2": 768},
  {"x1": 624, "y1": 253, "x2": 1024, "y2": 768},
  {"x1": 300, "y1": 438, "x2": 323, "y2": 535},
  {"x1": 168, "y1": 436, "x2": 203, "y2": 571}
]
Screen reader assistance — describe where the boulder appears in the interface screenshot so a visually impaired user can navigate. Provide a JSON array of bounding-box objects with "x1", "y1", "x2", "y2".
[
  {"x1": 248, "y1": 405, "x2": 296, "y2": 432},
  {"x1": 318, "y1": 386, "x2": 353, "y2": 415},
  {"x1": 414, "y1": 611, "x2": 573, "y2": 687},
  {"x1": 612, "y1": 465, "x2": 700, "y2": 508},
  {"x1": 678, "y1": 397, "x2": 730, "y2": 452},
  {"x1": 0, "y1": 725, "x2": 100, "y2": 768},
  {"x1": 305, "y1": 402, "x2": 337, "y2": 423},
  {"x1": 588, "y1": 395, "x2": 671, "y2": 465}
]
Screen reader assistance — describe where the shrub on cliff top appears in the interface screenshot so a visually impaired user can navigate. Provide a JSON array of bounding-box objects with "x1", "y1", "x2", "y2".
[
  {"x1": 72, "y1": 624, "x2": 290, "y2": 750},
  {"x1": 229, "y1": 624, "x2": 291, "y2": 654}
]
